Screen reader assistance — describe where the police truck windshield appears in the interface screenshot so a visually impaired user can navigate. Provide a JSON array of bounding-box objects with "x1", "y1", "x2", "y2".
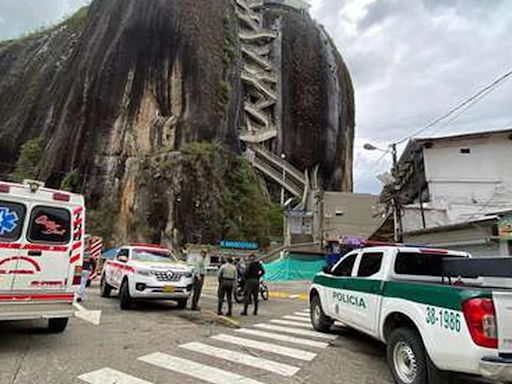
[{"x1": 132, "y1": 249, "x2": 177, "y2": 263}]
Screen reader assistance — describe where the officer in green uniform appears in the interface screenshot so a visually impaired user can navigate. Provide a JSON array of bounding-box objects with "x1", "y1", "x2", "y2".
[
  {"x1": 241, "y1": 254, "x2": 265, "y2": 316},
  {"x1": 217, "y1": 256, "x2": 237, "y2": 316},
  {"x1": 191, "y1": 249, "x2": 207, "y2": 311}
]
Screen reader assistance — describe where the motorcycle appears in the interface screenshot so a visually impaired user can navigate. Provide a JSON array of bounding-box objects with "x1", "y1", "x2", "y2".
[{"x1": 234, "y1": 279, "x2": 269, "y2": 303}]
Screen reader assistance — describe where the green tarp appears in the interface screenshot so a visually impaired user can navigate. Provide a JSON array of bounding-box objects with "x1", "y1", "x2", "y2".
[{"x1": 264, "y1": 253, "x2": 325, "y2": 281}]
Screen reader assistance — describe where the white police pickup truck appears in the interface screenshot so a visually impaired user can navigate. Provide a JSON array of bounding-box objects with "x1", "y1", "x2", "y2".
[
  {"x1": 101, "y1": 244, "x2": 193, "y2": 310},
  {"x1": 310, "y1": 246, "x2": 512, "y2": 384}
]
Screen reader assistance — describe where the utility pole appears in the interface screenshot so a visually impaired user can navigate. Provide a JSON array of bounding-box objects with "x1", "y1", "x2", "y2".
[{"x1": 391, "y1": 143, "x2": 404, "y2": 242}]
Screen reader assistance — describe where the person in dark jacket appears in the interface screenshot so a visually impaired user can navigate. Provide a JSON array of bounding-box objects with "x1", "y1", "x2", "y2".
[{"x1": 241, "y1": 254, "x2": 265, "y2": 316}]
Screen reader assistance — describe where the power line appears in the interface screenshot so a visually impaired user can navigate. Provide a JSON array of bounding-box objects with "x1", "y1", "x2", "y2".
[{"x1": 396, "y1": 66, "x2": 512, "y2": 144}]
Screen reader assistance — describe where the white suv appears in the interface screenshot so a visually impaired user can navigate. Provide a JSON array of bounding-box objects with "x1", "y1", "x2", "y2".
[{"x1": 101, "y1": 244, "x2": 193, "y2": 309}]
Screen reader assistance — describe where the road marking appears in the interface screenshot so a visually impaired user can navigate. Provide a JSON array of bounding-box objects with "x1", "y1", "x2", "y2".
[
  {"x1": 293, "y1": 312, "x2": 310, "y2": 318},
  {"x1": 212, "y1": 334, "x2": 317, "y2": 361},
  {"x1": 283, "y1": 315, "x2": 311, "y2": 323},
  {"x1": 254, "y1": 324, "x2": 337, "y2": 340},
  {"x1": 270, "y1": 319, "x2": 313, "y2": 328},
  {"x1": 74, "y1": 303, "x2": 101, "y2": 326},
  {"x1": 78, "y1": 368, "x2": 152, "y2": 384},
  {"x1": 236, "y1": 328, "x2": 328, "y2": 348},
  {"x1": 139, "y1": 353, "x2": 265, "y2": 384},
  {"x1": 181, "y1": 342, "x2": 300, "y2": 376}
]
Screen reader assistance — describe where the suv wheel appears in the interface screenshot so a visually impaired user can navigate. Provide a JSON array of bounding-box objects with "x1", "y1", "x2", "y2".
[
  {"x1": 48, "y1": 318, "x2": 69, "y2": 333},
  {"x1": 120, "y1": 280, "x2": 133, "y2": 310},
  {"x1": 310, "y1": 294, "x2": 333, "y2": 332},
  {"x1": 100, "y1": 274, "x2": 113, "y2": 298},
  {"x1": 176, "y1": 299, "x2": 188, "y2": 309}
]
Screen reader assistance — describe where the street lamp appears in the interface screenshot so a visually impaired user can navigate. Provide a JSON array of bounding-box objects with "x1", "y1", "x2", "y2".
[
  {"x1": 280, "y1": 153, "x2": 286, "y2": 207},
  {"x1": 363, "y1": 142, "x2": 403, "y2": 242}
]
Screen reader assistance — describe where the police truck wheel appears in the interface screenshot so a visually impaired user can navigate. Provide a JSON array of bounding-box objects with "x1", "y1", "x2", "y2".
[
  {"x1": 120, "y1": 280, "x2": 133, "y2": 310},
  {"x1": 176, "y1": 299, "x2": 188, "y2": 309},
  {"x1": 48, "y1": 318, "x2": 69, "y2": 333},
  {"x1": 387, "y1": 328, "x2": 428, "y2": 384},
  {"x1": 310, "y1": 294, "x2": 333, "y2": 332},
  {"x1": 100, "y1": 275, "x2": 112, "y2": 298}
]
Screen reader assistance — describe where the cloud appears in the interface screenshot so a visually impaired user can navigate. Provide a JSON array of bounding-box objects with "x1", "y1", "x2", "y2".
[
  {"x1": 312, "y1": 0, "x2": 512, "y2": 193},
  {"x1": 0, "y1": 0, "x2": 91, "y2": 41}
]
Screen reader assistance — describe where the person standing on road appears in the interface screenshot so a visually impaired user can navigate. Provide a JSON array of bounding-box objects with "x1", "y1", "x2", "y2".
[
  {"x1": 217, "y1": 257, "x2": 237, "y2": 316},
  {"x1": 191, "y1": 249, "x2": 207, "y2": 311},
  {"x1": 241, "y1": 254, "x2": 265, "y2": 316},
  {"x1": 77, "y1": 251, "x2": 95, "y2": 303}
]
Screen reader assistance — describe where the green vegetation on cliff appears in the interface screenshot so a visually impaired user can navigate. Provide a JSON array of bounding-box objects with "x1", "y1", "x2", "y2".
[
  {"x1": 11, "y1": 136, "x2": 46, "y2": 182},
  {"x1": 178, "y1": 142, "x2": 281, "y2": 247}
]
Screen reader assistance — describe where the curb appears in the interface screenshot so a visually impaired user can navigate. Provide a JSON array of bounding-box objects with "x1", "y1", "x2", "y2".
[{"x1": 269, "y1": 291, "x2": 308, "y2": 301}]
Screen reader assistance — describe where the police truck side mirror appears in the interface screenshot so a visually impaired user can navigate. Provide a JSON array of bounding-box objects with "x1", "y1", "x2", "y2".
[{"x1": 322, "y1": 265, "x2": 331, "y2": 274}]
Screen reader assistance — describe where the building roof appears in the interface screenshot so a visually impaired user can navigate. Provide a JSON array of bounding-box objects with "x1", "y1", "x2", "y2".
[{"x1": 415, "y1": 127, "x2": 512, "y2": 145}]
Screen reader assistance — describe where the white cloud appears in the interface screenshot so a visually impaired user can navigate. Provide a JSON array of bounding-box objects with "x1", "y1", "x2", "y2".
[
  {"x1": 0, "y1": 0, "x2": 91, "y2": 40},
  {"x1": 312, "y1": 0, "x2": 512, "y2": 193}
]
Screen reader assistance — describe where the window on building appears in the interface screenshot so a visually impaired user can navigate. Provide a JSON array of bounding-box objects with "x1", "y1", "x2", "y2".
[
  {"x1": 332, "y1": 254, "x2": 357, "y2": 277},
  {"x1": 460, "y1": 148, "x2": 471, "y2": 154},
  {"x1": 357, "y1": 252, "x2": 384, "y2": 277}
]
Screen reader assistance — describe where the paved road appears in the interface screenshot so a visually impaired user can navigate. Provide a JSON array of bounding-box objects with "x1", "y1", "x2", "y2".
[{"x1": 0, "y1": 280, "x2": 491, "y2": 384}]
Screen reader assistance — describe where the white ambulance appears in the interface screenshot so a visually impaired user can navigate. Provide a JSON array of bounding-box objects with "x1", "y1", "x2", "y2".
[{"x1": 0, "y1": 180, "x2": 85, "y2": 332}]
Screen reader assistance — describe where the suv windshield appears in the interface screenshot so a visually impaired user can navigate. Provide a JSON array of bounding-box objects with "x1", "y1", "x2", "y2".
[{"x1": 132, "y1": 248, "x2": 177, "y2": 263}]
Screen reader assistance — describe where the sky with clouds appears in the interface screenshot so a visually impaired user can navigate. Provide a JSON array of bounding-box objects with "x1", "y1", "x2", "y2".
[{"x1": 1, "y1": 0, "x2": 511, "y2": 194}]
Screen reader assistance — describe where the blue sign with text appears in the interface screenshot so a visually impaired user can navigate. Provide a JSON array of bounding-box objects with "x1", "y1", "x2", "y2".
[{"x1": 220, "y1": 240, "x2": 259, "y2": 250}]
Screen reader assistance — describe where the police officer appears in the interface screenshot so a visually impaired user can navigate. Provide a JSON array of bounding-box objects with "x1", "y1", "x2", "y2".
[
  {"x1": 191, "y1": 249, "x2": 207, "y2": 311},
  {"x1": 241, "y1": 254, "x2": 265, "y2": 316},
  {"x1": 217, "y1": 257, "x2": 237, "y2": 316}
]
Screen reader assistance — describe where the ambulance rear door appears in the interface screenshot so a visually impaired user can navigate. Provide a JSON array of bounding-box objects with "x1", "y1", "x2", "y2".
[
  {"x1": 0, "y1": 199, "x2": 27, "y2": 291},
  {"x1": 12, "y1": 204, "x2": 72, "y2": 291}
]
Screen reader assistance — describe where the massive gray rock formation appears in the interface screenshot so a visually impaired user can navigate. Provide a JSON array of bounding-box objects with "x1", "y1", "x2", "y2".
[{"x1": 0, "y1": 0, "x2": 355, "y2": 244}]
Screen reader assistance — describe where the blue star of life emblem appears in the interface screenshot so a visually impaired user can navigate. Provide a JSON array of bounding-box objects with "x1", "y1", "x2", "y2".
[{"x1": 0, "y1": 207, "x2": 19, "y2": 236}]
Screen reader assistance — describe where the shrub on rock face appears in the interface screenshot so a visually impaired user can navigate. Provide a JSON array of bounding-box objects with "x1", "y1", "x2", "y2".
[{"x1": 11, "y1": 136, "x2": 46, "y2": 182}]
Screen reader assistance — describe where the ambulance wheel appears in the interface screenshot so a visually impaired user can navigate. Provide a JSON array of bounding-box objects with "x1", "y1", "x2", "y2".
[
  {"x1": 120, "y1": 280, "x2": 133, "y2": 310},
  {"x1": 175, "y1": 299, "x2": 188, "y2": 309},
  {"x1": 48, "y1": 318, "x2": 69, "y2": 333},
  {"x1": 310, "y1": 293, "x2": 333, "y2": 332},
  {"x1": 100, "y1": 275, "x2": 112, "y2": 297}
]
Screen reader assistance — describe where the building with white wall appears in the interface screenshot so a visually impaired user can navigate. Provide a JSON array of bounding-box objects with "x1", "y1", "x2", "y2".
[
  {"x1": 380, "y1": 128, "x2": 512, "y2": 232},
  {"x1": 374, "y1": 128, "x2": 512, "y2": 256}
]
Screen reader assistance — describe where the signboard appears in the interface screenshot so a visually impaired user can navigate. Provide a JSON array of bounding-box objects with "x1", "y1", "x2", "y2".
[
  {"x1": 499, "y1": 214, "x2": 512, "y2": 240},
  {"x1": 220, "y1": 240, "x2": 259, "y2": 250}
]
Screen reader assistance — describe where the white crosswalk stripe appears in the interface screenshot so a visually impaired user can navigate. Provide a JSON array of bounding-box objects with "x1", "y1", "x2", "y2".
[
  {"x1": 270, "y1": 319, "x2": 313, "y2": 328},
  {"x1": 78, "y1": 368, "x2": 153, "y2": 384},
  {"x1": 236, "y1": 328, "x2": 328, "y2": 348},
  {"x1": 181, "y1": 341, "x2": 300, "y2": 376},
  {"x1": 139, "y1": 353, "x2": 265, "y2": 384},
  {"x1": 78, "y1": 310, "x2": 334, "y2": 384},
  {"x1": 283, "y1": 315, "x2": 311, "y2": 322},
  {"x1": 293, "y1": 312, "x2": 310, "y2": 317},
  {"x1": 254, "y1": 323, "x2": 338, "y2": 340},
  {"x1": 212, "y1": 333, "x2": 317, "y2": 361}
]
